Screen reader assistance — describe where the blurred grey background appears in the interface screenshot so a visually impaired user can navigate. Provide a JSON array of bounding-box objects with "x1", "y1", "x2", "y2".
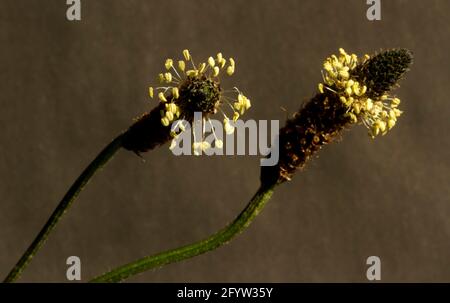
[{"x1": 0, "y1": 0, "x2": 449, "y2": 282}]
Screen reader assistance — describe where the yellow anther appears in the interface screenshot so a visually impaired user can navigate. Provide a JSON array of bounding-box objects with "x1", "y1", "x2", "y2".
[
  {"x1": 148, "y1": 87, "x2": 154, "y2": 98},
  {"x1": 165, "y1": 102, "x2": 175, "y2": 112},
  {"x1": 360, "y1": 85, "x2": 367, "y2": 95},
  {"x1": 198, "y1": 63, "x2": 206, "y2": 73},
  {"x1": 366, "y1": 99, "x2": 373, "y2": 111},
  {"x1": 347, "y1": 112, "x2": 358, "y2": 123},
  {"x1": 389, "y1": 109, "x2": 396, "y2": 119},
  {"x1": 323, "y1": 62, "x2": 333, "y2": 71},
  {"x1": 378, "y1": 121, "x2": 386, "y2": 132},
  {"x1": 339, "y1": 70, "x2": 349, "y2": 79},
  {"x1": 393, "y1": 108, "x2": 403, "y2": 117},
  {"x1": 243, "y1": 96, "x2": 251, "y2": 110},
  {"x1": 178, "y1": 60, "x2": 185, "y2": 72},
  {"x1": 172, "y1": 87, "x2": 179, "y2": 99},
  {"x1": 213, "y1": 66, "x2": 220, "y2": 77},
  {"x1": 165, "y1": 59, "x2": 173, "y2": 70},
  {"x1": 183, "y1": 49, "x2": 190, "y2": 61},
  {"x1": 387, "y1": 119, "x2": 396, "y2": 129},
  {"x1": 232, "y1": 111, "x2": 240, "y2": 122},
  {"x1": 208, "y1": 56, "x2": 215, "y2": 67},
  {"x1": 161, "y1": 117, "x2": 170, "y2": 126},
  {"x1": 186, "y1": 69, "x2": 198, "y2": 77},
  {"x1": 217, "y1": 52, "x2": 223, "y2": 63},
  {"x1": 318, "y1": 83, "x2": 324, "y2": 94},
  {"x1": 164, "y1": 72, "x2": 172, "y2": 83},
  {"x1": 172, "y1": 87, "x2": 180, "y2": 99},
  {"x1": 345, "y1": 86, "x2": 353, "y2": 96},
  {"x1": 352, "y1": 82, "x2": 360, "y2": 95},
  {"x1": 165, "y1": 111, "x2": 174, "y2": 121},
  {"x1": 219, "y1": 58, "x2": 227, "y2": 68},
  {"x1": 158, "y1": 92, "x2": 167, "y2": 102},
  {"x1": 353, "y1": 103, "x2": 361, "y2": 114},
  {"x1": 226, "y1": 66, "x2": 234, "y2": 76},
  {"x1": 373, "y1": 126, "x2": 380, "y2": 136}
]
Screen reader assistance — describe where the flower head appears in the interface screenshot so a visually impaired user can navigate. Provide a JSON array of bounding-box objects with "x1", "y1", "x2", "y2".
[
  {"x1": 148, "y1": 50, "x2": 250, "y2": 151},
  {"x1": 318, "y1": 48, "x2": 410, "y2": 138},
  {"x1": 261, "y1": 48, "x2": 412, "y2": 185},
  {"x1": 123, "y1": 50, "x2": 251, "y2": 154}
]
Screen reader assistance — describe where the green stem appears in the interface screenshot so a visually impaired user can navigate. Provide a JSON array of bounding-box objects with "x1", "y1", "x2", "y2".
[
  {"x1": 3, "y1": 134, "x2": 125, "y2": 283},
  {"x1": 90, "y1": 183, "x2": 276, "y2": 283}
]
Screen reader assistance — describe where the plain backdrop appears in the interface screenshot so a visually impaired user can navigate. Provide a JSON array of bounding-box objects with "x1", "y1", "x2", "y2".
[{"x1": 0, "y1": 0, "x2": 449, "y2": 282}]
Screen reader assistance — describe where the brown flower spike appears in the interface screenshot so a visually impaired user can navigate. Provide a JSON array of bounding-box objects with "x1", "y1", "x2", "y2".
[{"x1": 261, "y1": 48, "x2": 413, "y2": 185}]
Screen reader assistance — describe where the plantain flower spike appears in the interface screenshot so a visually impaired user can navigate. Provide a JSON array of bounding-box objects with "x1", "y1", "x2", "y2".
[
  {"x1": 261, "y1": 48, "x2": 413, "y2": 185},
  {"x1": 122, "y1": 50, "x2": 250, "y2": 154}
]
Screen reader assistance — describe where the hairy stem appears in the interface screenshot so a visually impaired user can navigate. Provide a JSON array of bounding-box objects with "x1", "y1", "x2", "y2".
[
  {"x1": 3, "y1": 134, "x2": 125, "y2": 283},
  {"x1": 91, "y1": 183, "x2": 276, "y2": 282}
]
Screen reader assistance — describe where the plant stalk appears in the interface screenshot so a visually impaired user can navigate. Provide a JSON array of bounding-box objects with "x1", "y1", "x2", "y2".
[
  {"x1": 3, "y1": 134, "x2": 125, "y2": 282},
  {"x1": 91, "y1": 183, "x2": 276, "y2": 282}
]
